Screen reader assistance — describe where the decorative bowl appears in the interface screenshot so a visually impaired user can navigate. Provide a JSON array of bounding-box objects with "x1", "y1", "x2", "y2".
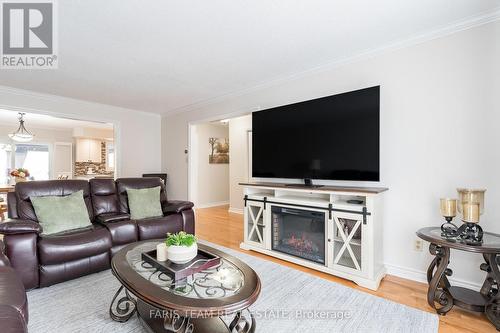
[{"x1": 167, "y1": 243, "x2": 198, "y2": 264}]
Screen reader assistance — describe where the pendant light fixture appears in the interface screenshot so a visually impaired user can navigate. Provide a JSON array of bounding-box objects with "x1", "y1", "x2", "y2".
[{"x1": 8, "y1": 112, "x2": 34, "y2": 142}]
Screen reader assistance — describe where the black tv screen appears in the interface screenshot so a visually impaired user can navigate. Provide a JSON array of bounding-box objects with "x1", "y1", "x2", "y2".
[{"x1": 252, "y1": 86, "x2": 380, "y2": 181}]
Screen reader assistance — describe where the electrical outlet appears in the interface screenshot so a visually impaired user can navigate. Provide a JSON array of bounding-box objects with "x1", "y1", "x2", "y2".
[{"x1": 414, "y1": 239, "x2": 423, "y2": 252}]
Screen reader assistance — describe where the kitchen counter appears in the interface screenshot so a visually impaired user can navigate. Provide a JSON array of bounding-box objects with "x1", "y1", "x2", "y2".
[
  {"x1": 74, "y1": 174, "x2": 114, "y2": 180},
  {"x1": 0, "y1": 185, "x2": 15, "y2": 193}
]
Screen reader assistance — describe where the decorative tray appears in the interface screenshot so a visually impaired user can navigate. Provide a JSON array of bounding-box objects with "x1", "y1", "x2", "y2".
[{"x1": 141, "y1": 248, "x2": 221, "y2": 281}]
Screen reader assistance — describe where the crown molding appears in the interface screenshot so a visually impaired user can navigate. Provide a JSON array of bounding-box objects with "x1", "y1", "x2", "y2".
[{"x1": 162, "y1": 8, "x2": 500, "y2": 118}]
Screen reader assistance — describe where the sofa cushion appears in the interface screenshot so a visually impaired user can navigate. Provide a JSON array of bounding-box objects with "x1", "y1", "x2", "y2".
[
  {"x1": 100, "y1": 219, "x2": 137, "y2": 246},
  {"x1": 126, "y1": 186, "x2": 163, "y2": 220},
  {"x1": 89, "y1": 179, "x2": 120, "y2": 216},
  {"x1": 38, "y1": 226, "x2": 112, "y2": 265},
  {"x1": 135, "y1": 214, "x2": 183, "y2": 240},
  {"x1": 31, "y1": 190, "x2": 92, "y2": 235},
  {"x1": 15, "y1": 180, "x2": 93, "y2": 222},
  {"x1": 39, "y1": 252, "x2": 110, "y2": 288}
]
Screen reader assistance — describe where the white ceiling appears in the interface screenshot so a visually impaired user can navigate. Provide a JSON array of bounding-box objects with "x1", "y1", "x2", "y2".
[
  {"x1": 0, "y1": 109, "x2": 113, "y2": 130},
  {"x1": 0, "y1": 0, "x2": 498, "y2": 115}
]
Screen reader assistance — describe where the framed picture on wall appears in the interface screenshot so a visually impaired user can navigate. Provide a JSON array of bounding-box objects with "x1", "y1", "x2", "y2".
[{"x1": 208, "y1": 138, "x2": 229, "y2": 164}]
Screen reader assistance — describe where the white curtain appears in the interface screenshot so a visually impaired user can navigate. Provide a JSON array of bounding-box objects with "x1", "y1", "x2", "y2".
[
  {"x1": 22, "y1": 151, "x2": 49, "y2": 180},
  {"x1": 0, "y1": 145, "x2": 12, "y2": 185}
]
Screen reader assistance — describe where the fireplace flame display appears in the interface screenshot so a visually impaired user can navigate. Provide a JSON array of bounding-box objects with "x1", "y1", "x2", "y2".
[
  {"x1": 272, "y1": 207, "x2": 326, "y2": 265},
  {"x1": 282, "y1": 233, "x2": 320, "y2": 254}
]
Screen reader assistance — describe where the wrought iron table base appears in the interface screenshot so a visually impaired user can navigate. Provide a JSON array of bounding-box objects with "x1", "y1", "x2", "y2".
[
  {"x1": 426, "y1": 243, "x2": 500, "y2": 330},
  {"x1": 440, "y1": 221, "x2": 484, "y2": 245},
  {"x1": 110, "y1": 286, "x2": 256, "y2": 333},
  {"x1": 110, "y1": 285, "x2": 137, "y2": 322}
]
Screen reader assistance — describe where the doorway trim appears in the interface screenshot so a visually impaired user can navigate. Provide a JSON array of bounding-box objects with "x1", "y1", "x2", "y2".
[
  {"x1": 0, "y1": 103, "x2": 120, "y2": 178},
  {"x1": 187, "y1": 110, "x2": 251, "y2": 204}
]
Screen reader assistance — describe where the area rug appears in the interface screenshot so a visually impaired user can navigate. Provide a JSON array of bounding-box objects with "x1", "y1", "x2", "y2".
[{"x1": 27, "y1": 240, "x2": 438, "y2": 333}]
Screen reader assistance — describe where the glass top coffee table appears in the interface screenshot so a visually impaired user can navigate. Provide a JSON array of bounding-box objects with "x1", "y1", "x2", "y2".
[{"x1": 110, "y1": 240, "x2": 261, "y2": 333}]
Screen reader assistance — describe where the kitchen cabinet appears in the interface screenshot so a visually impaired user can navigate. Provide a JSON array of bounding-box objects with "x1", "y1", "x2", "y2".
[{"x1": 76, "y1": 139, "x2": 102, "y2": 163}]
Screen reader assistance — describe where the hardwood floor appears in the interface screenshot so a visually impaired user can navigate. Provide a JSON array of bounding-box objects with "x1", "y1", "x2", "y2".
[{"x1": 195, "y1": 205, "x2": 496, "y2": 333}]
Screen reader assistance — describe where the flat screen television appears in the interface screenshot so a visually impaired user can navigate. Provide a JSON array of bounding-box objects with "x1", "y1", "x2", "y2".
[{"x1": 252, "y1": 86, "x2": 380, "y2": 182}]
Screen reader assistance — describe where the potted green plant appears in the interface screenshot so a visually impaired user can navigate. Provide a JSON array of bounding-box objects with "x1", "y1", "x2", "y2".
[{"x1": 165, "y1": 231, "x2": 197, "y2": 264}]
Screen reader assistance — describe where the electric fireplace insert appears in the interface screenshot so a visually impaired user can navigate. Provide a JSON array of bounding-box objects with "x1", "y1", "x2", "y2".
[{"x1": 271, "y1": 206, "x2": 326, "y2": 265}]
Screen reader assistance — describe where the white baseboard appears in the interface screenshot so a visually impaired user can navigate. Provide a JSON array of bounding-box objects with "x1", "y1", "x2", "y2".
[
  {"x1": 385, "y1": 263, "x2": 482, "y2": 291},
  {"x1": 195, "y1": 201, "x2": 229, "y2": 209},
  {"x1": 228, "y1": 207, "x2": 244, "y2": 214}
]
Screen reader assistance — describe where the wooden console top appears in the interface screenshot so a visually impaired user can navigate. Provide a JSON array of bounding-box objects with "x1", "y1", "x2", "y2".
[{"x1": 239, "y1": 182, "x2": 388, "y2": 194}]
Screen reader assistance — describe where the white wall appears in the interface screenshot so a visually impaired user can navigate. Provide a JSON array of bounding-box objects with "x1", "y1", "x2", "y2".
[
  {"x1": 162, "y1": 20, "x2": 500, "y2": 288},
  {"x1": 191, "y1": 123, "x2": 229, "y2": 207},
  {"x1": 228, "y1": 115, "x2": 251, "y2": 213},
  {"x1": 0, "y1": 86, "x2": 162, "y2": 177}
]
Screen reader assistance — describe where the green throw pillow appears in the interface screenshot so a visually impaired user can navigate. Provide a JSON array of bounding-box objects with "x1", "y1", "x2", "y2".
[
  {"x1": 31, "y1": 190, "x2": 92, "y2": 235},
  {"x1": 126, "y1": 186, "x2": 163, "y2": 220}
]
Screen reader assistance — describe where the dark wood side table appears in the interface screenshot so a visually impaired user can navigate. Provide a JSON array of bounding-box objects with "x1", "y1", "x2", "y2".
[{"x1": 417, "y1": 227, "x2": 500, "y2": 330}]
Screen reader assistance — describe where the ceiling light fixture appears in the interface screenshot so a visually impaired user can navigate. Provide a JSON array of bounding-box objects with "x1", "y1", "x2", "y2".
[{"x1": 9, "y1": 112, "x2": 34, "y2": 142}]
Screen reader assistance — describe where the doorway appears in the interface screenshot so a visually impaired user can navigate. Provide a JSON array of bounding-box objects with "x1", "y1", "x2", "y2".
[
  {"x1": 188, "y1": 114, "x2": 252, "y2": 214},
  {"x1": 0, "y1": 109, "x2": 116, "y2": 185},
  {"x1": 189, "y1": 122, "x2": 230, "y2": 208}
]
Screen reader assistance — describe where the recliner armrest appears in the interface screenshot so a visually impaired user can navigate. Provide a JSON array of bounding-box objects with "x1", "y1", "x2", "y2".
[
  {"x1": 0, "y1": 266, "x2": 29, "y2": 332},
  {"x1": 0, "y1": 304, "x2": 28, "y2": 333},
  {"x1": 0, "y1": 220, "x2": 43, "y2": 235},
  {"x1": 95, "y1": 213, "x2": 130, "y2": 224},
  {"x1": 163, "y1": 200, "x2": 194, "y2": 214}
]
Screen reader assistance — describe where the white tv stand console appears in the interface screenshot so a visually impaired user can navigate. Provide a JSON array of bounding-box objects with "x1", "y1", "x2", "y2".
[{"x1": 239, "y1": 182, "x2": 388, "y2": 290}]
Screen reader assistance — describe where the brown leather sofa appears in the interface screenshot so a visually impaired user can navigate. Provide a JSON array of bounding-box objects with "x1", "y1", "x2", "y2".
[{"x1": 0, "y1": 177, "x2": 194, "y2": 290}]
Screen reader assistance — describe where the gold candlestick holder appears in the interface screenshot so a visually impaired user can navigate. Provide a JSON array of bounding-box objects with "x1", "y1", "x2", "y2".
[
  {"x1": 457, "y1": 189, "x2": 485, "y2": 245},
  {"x1": 440, "y1": 189, "x2": 486, "y2": 245},
  {"x1": 440, "y1": 198, "x2": 459, "y2": 240}
]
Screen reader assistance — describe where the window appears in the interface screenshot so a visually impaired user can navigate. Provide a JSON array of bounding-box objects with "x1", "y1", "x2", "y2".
[
  {"x1": 15, "y1": 144, "x2": 50, "y2": 181},
  {"x1": 106, "y1": 142, "x2": 115, "y2": 171},
  {"x1": 0, "y1": 143, "x2": 50, "y2": 184}
]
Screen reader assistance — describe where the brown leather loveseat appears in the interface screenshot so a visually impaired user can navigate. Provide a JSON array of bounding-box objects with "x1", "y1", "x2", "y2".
[{"x1": 0, "y1": 177, "x2": 194, "y2": 290}]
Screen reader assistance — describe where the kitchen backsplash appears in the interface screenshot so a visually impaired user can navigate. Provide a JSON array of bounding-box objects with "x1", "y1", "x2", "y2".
[
  {"x1": 74, "y1": 142, "x2": 113, "y2": 176},
  {"x1": 74, "y1": 162, "x2": 111, "y2": 176}
]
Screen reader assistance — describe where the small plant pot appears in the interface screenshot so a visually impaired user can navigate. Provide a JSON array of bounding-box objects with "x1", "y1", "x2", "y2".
[{"x1": 167, "y1": 243, "x2": 198, "y2": 264}]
